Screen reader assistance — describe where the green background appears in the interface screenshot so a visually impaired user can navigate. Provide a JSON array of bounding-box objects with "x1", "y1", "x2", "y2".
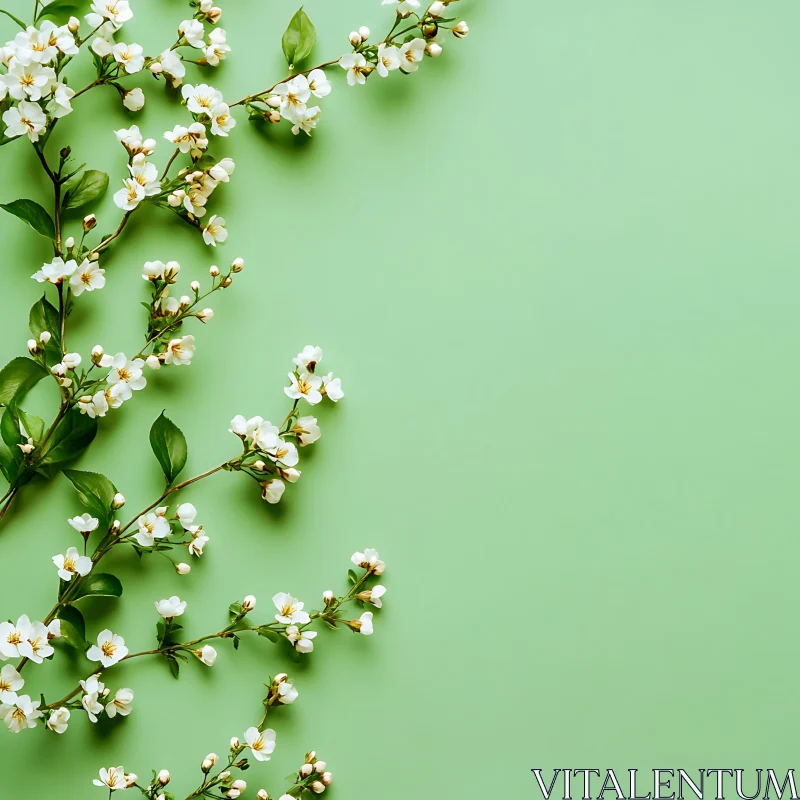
[{"x1": 2, "y1": 0, "x2": 800, "y2": 797}]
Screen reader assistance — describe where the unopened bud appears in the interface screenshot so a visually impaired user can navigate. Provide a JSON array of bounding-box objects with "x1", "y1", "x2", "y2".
[
  {"x1": 179, "y1": 295, "x2": 191, "y2": 306},
  {"x1": 266, "y1": 95, "x2": 281, "y2": 108},
  {"x1": 266, "y1": 110, "x2": 281, "y2": 124},
  {"x1": 221, "y1": 277, "x2": 232, "y2": 288},
  {"x1": 300, "y1": 764, "x2": 313, "y2": 777},
  {"x1": 452, "y1": 20, "x2": 469, "y2": 38},
  {"x1": 242, "y1": 595, "x2": 256, "y2": 611},
  {"x1": 219, "y1": 771, "x2": 231, "y2": 781},
  {"x1": 191, "y1": 280, "x2": 200, "y2": 292},
  {"x1": 323, "y1": 590, "x2": 335, "y2": 605},
  {"x1": 232, "y1": 780, "x2": 247, "y2": 791},
  {"x1": 358, "y1": 26, "x2": 370, "y2": 40},
  {"x1": 198, "y1": 308, "x2": 214, "y2": 322},
  {"x1": 305, "y1": 751, "x2": 316, "y2": 763},
  {"x1": 209, "y1": 265, "x2": 220, "y2": 277},
  {"x1": 64, "y1": 236, "x2": 75, "y2": 249},
  {"x1": 111, "y1": 520, "x2": 121, "y2": 532},
  {"x1": 231, "y1": 257, "x2": 244, "y2": 272},
  {"x1": 230, "y1": 736, "x2": 240, "y2": 749},
  {"x1": 68, "y1": 15, "x2": 80, "y2": 31},
  {"x1": 273, "y1": 672, "x2": 287, "y2": 684},
  {"x1": 349, "y1": 31, "x2": 361, "y2": 46},
  {"x1": 322, "y1": 773, "x2": 333, "y2": 786},
  {"x1": 253, "y1": 460, "x2": 266, "y2": 471},
  {"x1": 313, "y1": 761, "x2": 326, "y2": 773},
  {"x1": 157, "y1": 770, "x2": 170, "y2": 785},
  {"x1": 146, "y1": 354, "x2": 161, "y2": 370},
  {"x1": 257, "y1": 791, "x2": 269, "y2": 800},
  {"x1": 426, "y1": 42, "x2": 442, "y2": 57},
  {"x1": 176, "y1": 562, "x2": 191, "y2": 575},
  {"x1": 83, "y1": 214, "x2": 97, "y2": 231},
  {"x1": 112, "y1": 492, "x2": 126, "y2": 509},
  {"x1": 149, "y1": 61, "x2": 163, "y2": 73},
  {"x1": 428, "y1": 0, "x2": 446, "y2": 16},
  {"x1": 89, "y1": 251, "x2": 99, "y2": 261},
  {"x1": 40, "y1": 331, "x2": 52, "y2": 344},
  {"x1": 125, "y1": 774, "x2": 138, "y2": 788},
  {"x1": 311, "y1": 781, "x2": 326, "y2": 794},
  {"x1": 27, "y1": 339, "x2": 38, "y2": 354}
]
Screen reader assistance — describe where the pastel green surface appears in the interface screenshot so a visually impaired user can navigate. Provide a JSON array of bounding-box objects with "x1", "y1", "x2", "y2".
[{"x1": 2, "y1": 1, "x2": 800, "y2": 797}]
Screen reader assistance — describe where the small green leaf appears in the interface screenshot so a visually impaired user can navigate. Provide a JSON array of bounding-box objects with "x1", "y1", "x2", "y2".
[
  {"x1": 0, "y1": 199, "x2": 55, "y2": 239},
  {"x1": 38, "y1": 410, "x2": 97, "y2": 469},
  {"x1": 347, "y1": 569, "x2": 358, "y2": 585},
  {"x1": 63, "y1": 170, "x2": 109, "y2": 210},
  {"x1": 56, "y1": 604, "x2": 86, "y2": 643},
  {"x1": 257, "y1": 628, "x2": 281, "y2": 644},
  {"x1": 0, "y1": 403, "x2": 23, "y2": 449},
  {"x1": 281, "y1": 7, "x2": 316, "y2": 67},
  {"x1": 63, "y1": 469, "x2": 117, "y2": 527},
  {"x1": 149, "y1": 411, "x2": 187, "y2": 484},
  {"x1": 29, "y1": 295, "x2": 62, "y2": 367},
  {"x1": 57, "y1": 617, "x2": 87, "y2": 650},
  {"x1": 0, "y1": 357, "x2": 47, "y2": 406},
  {"x1": 166, "y1": 654, "x2": 180, "y2": 679},
  {"x1": 228, "y1": 602, "x2": 244, "y2": 621},
  {"x1": 0, "y1": 9, "x2": 26, "y2": 30},
  {"x1": 36, "y1": 0, "x2": 84, "y2": 22},
  {"x1": 73, "y1": 573, "x2": 122, "y2": 600},
  {"x1": 18, "y1": 410, "x2": 44, "y2": 442}
]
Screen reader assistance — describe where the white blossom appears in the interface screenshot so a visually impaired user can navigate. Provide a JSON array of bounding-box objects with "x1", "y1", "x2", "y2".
[
  {"x1": 67, "y1": 513, "x2": 99, "y2": 533},
  {"x1": 32, "y1": 256, "x2": 77, "y2": 284},
  {"x1": 292, "y1": 416, "x2": 320, "y2": 446},
  {"x1": 179, "y1": 19, "x2": 206, "y2": 48},
  {"x1": 320, "y1": 372, "x2": 343, "y2": 402},
  {"x1": 3, "y1": 100, "x2": 47, "y2": 141},
  {"x1": 112, "y1": 42, "x2": 144, "y2": 73},
  {"x1": 356, "y1": 611, "x2": 374, "y2": 635},
  {"x1": 365, "y1": 584, "x2": 386, "y2": 608},
  {"x1": 286, "y1": 625, "x2": 316, "y2": 654},
  {"x1": 268, "y1": 439, "x2": 298, "y2": 467},
  {"x1": 134, "y1": 511, "x2": 169, "y2": 547},
  {"x1": 205, "y1": 28, "x2": 230, "y2": 65},
  {"x1": 122, "y1": 87, "x2": 145, "y2": 111},
  {"x1": 196, "y1": 645, "x2": 217, "y2": 666},
  {"x1": 80, "y1": 674, "x2": 106, "y2": 723},
  {"x1": 104, "y1": 352, "x2": 146, "y2": 400},
  {"x1": 210, "y1": 102, "x2": 235, "y2": 136},
  {"x1": 105, "y1": 687, "x2": 134, "y2": 718},
  {"x1": 3, "y1": 62, "x2": 55, "y2": 101},
  {"x1": 113, "y1": 177, "x2": 145, "y2": 210},
  {"x1": 0, "y1": 694, "x2": 42, "y2": 733},
  {"x1": 53, "y1": 546, "x2": 93, "y2": 582},
  {"x1": 155, "y1": 596, "x2": 186, "y2": 619},
  {"x1": 276, "y1": 681, "x2": 298, "y2": 704},
  {"x1": 87, "y1": 629, "x2": 128, "y2": 668},
  {"x1": 0, "y1": 616, "x2": 31, "y2": 659},
  {"x1": 47, "y1": 81, "x2": 75, "y2": 117},
  {"x1": 377, "y1": 43, "x2": 401, "y2": 77},
  {"x1": 78, "y1": 391, "x2": 110, "y2": 419},
  {"x1": 382, "y1": 0, "x2": 421, "y2": 15},
  {"x1": 352, "y1": 548, "x2": 385, "y2": 574},
  {"x1": 272, "y1": 592, "x2": 310, "y2": 625},
  {"x1": 93, "y1": 766, "x2": 127, "y2": 790},
  {"x1": 202, "y1": 215, "x2": 227, "y2": 246},
  {"x1": 129, "y1": 153, "x2": 161, "y2": 197},
  {"x1": 307, "y1": 68, "x2": 331, "y2": 98},
  {"x1": 182, "y1": 82, "x2": 223, "y2": 115},
  {"x1": 244, "y1": 726, "x2": 276, "y2": 762},
  {"x1": 177, "y1": 503, "x2": 197, "y2": 528},
  {"x1": 69, "y1": 259, "x2": 106, "y2": 295},
  {"x1": 0, "y1": 665, "x2": 23, "y2": 704},
  {"x1": 272, "y1": 75, "x2": 310, "y2": 123},
  {"x1": 261, "y1": 478, "x2": 285, "y2": 504},
  {"x1": 285, "y1": 372, "x2": 322, "y2": 405},
  {"x1": 158, "y1": 49, "x2": 186, "y2": 85},
  {"x1": 291, "y1": 105, "x2": 321, "y2": 136},
  {"x1": 293, "y1": 345, "x2": 322, "y2": 373},
  {"x1": 400, "y1": 38, "x2": 426, "y2": 73},
  {"x1": 47, "y1": 706, "x2": 70, "y2": 733},
  {"x1": 340, "y1": 53, "x2": 369, "y2": 86},
  {"x1": 164, "y1": 335, "x2": 195, "y2": 366},
  {"x1": 86, "y1": 0, "x2": 133, "y2": 29}
]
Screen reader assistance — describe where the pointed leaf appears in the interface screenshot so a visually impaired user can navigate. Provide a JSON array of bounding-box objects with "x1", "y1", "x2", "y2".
[
  {"x1": 63, "y1": 170, "x2": 109, "y2": 210},
  {"x1": 36, "y1": 0, "x2": 84, "y2": 22},
  {"x1": 0, "y1": 199, "x2": 55, "y2": 239},
  {"x1": 73, "y1": 573, "x2": 122, "y2": 600},
  {"x1": 149, "y1": 411, "x2": 187, "y2": 484},
  {"x1": 0, "y1": 357, "x2": 47, "y2": 406},
  {"x1": 63, "y1": 469, "x2": 117, "y2": 527},
  {"x1": 0, "y1": 9, "x2": 26, "y2": 29},
  {"x1": 56, "y1": 604, "x2": 86, "y2": 643},
  {"x1": 281, "y1": 7, "x2": 316, "y2": 67},
  {"x1": 38, "y1": 410, "x2": 97, "y2": 468},
  {"x1": 258, "y1": 628, "x2": 281, "y2": 644}
]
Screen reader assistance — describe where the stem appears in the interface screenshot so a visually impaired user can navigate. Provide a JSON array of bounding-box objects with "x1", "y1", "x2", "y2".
[
  {"x1": 93, "y1": 211, "x2": 134, "y2": 254},
  {"x1": 231, "y1": 59, "x2": 341, "y2": 107},
  {"x1": 160, "y1": 148, "x2": 180, "y2": 181},
  {"x1": 0, "y1": 488, "x2": 19, "y2": 521}
]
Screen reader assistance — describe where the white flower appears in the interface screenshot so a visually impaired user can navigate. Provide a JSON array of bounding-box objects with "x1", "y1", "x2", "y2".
[
  {"x1": 176, "y1": 503, "x2": 197, "y2": 528},
  {"x1": 293, "y1": 345, "x2": 322, "y2": 373},
  {"x1": 47, "y1": 81, "x2": 75, "y2": 117},
  {"x1": 452, "y1": 20, "x2": 469, "y2": 38},
  {"x1": 244, "y1": 727, "x2": 276, "y2": 762},
  {"x1": 376, "y1": 43, "x2": 401, "y2": 77},
  {"x1": 356, "y1": 611, "x2": 374, "y2": 635},
  {"x1": 205, "y1": 28, "x2": 230, "y2": 65},
  {"x1": 382, "y1": 0, "x2": 421, "y2": 14},
  {"x1": 68, "y1": 513, "x2": 99, "y2": 533},
  {"x1": 47, "y1": 706, "x2": 70, "y2": 733},
  {"x1": 244, "y1": 416, "x2": 280, "y2": 451},
  {"x1": 134, "y1": 511, "x2": 170, "y2": 547},
  {"x1": 62, "y1": 352, "x2": 81, "y2": 370},
  {"x1": 272, "y1": 592, "x2": 310, "y2": 625},
  {"x1": 122, "y1": 87, "x2": 145, "y2": 111},
  {"x1": 80, "y1": 674, "x2": 106, "y2": 723},
  {"x1": 352, "y1": 548, "x2": 385, "y2": 574},
  {"x1": 3, "y1": 62, "x2": 55, "y2": 101},
  {"x1": 276, "y1": 681, "x2": 298, "y2": 704},
  {"x1": 284, "y1": 372, "x2": 322, "y2": 405},
  {"x1": 91, "y1": 33, "x2": 114, "y2": 57},
  {"x1": 93, "y1": 766, "x2": 127, "y2": 790},
  {"x1": 307, "y1": 68, "x2": 331, "y2": 98},
  {"x1": 112, "y1": 42, "x2": 144, "y2": 73},
  {"x1": 179, "y1": 19, "x2": 206, "y2": 48},
  {"x1": 78, "y1": 391, "x2": 109, "y2": 419},
  {"x1": 208, "y1": 157, "x2": 235, "y2": 182},
  {"x1": 366, "y1": 584, "x2": 386, "y2": 608},
  {"x1": 286, "y1": 626, "x2": 316, "y2": 653},
  {"x1": 291, "y1": 105, "x2": 321, "y2": 136},
  {"x1": 86, "y1": 0, "x2": 132, "y2": 29},
  {"x1": 268, "y1": 439, "x2": 298, "y2": 467},
  {"x1": 400, "y1": 38, "x2": 426, "y2": 73},
  {"x1": 87, "y1": 629, "x2": 128, "y2": 668},
  {"x1": 155, "y1": 596, "x2": 186, "y2": 619},
  {"x1": 209, "y1": 102, "x2": 236, "y2": 136},
  {"x1": 164, "y1": 335, "x2": 195, "y2": 366},
  {"x1": 128, "y1": 153, "x2": 161, "y2": 197},
  {"x1": 113, "y1": 177, "x2": 145, "y2": 210},
  {"x1": 53, "y1": 546, "x2": 93, "y2": 582},
  {"x1": 105, "y1": 687, "x2": 134, "y2": 718},
  {"x1": 105, "y1": 353, "x2": 146, "y2": 400},
  {"x1": 20, "y1": 619, "x2": 53, "y2": 663},
  {"x1": 32, "y1": 256, "x2": 77, "y2": 284},
  {"x1": 272, "y1": 75, "x2": 310, "y2": 123},
  {"x1": 1, "y1": 695, "x2": 42, "y2": 733},
  {"x1": 188, "y1": 528, "x2": 209, "y2": 556},
  {"x1": 69, "y1": 259, "x2": 106, "y2": 295},
  {"x1": 115, "y1": 125, "x2": 154, "y2": 154},
  {"x1": 182, "y1": 82, "x2": 223, "y2": 115},
  {"x1": 3, "y1": 100, "x2": 46, "y2": 141},
  {"x1": 196, "y1": 645, "x2": 217, "y2": 666},
  {"x1": 202, "y1": 215, "x2": 227, "y2": 246},
  {"x1": 292, "y1": 416, "x2": 320, "y2": 446},
  {"x1": 339, "y1": 52, "x2": 369, "y2": 86},
  {"x1": 0, "y1": 616, "x2": 31, "y2": 659},
  {"x1": 0, "y1": 665, "x2": 23, "y2": 704},
  {"x1": 320, "y1": 372, "x2": 343, "y2": 402},
  {"x1": 47, "y1": 619, "x2": 61, "y2": 640},
  {"x1": 158, "y1": 49, "x2": 186, "y2": 84},
  {"x1": 261, "y1": 479, "x2": 285, "y2": 504}
]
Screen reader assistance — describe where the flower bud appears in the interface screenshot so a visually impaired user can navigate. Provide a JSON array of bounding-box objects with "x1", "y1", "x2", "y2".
[
  {"x1": 311, "y1": 781, "x2": 326, "y2": 794},
  {"x1": 111, "y1": 520, "x2": 121, "y2": 532},
  {"x1": 226, "y1": 791, "x2": 240, "y2": 800},
  {"x1": 191, "y1": 280, "x2": 200, "y2": 292},
  {"x1": 232, "y1": 780, "x2": 247, "y2": 791},
  {"x1": 68, "y1": 15, "x2": 80, "y2": 31},
  {"x1": 112, "y1": 492, "x2": 126, "y2": 509},
  {"x1": 426, "y1": 42, "x2": 442, "y2": 57},
  {"x1": 322, "y1": 590, "x2": 335, "y2": 605},
  {"x1": 313, "y1": 761, "x2": 326, "y2": 772},
  {"x1": 231, "y1": 257, "x2": 244, "y2": 272},
  {"x1": 146, "y1": 354, "x2": 161, "y2": 370},
  {"x1": 221, "y1": 277, "x2": 232, "y2": 288},
  {"x1": 242, "y1": 595, "x2": 256, "y2": 611},
  {"x1": 266, "y1": 110, "x2": 281, "y2": 124},
  {"x1": 358, "y1": 25, "x2": 370, "y2": 40},
  {"x1": 428, "y1": 1, "x2": 446, "y2": 16},
  {"x1": 149, "y1": 61, "x2": 163, "y2": 73},
  {"x1": 27, "y1": 339, "x2": 38, "y2": 354},
  {"x1": 452, "y1": 20, "x2": 469, "y2": 38},
  {"x1": 229, "y1": 736, "x2": 240, "y2": 749},
  {"x1": 322, "y1": 773, "x2": 333, "y2": 786},
  {"x1": 176, "y1": 562, "x2": 191, "y2": 574},
  {"x1": 305, "y1": 751, "x2": 316, "y2": 763},
  {"x1": 83, "y1": 214, "x2": 97, "y2": 231},
  {"x1": 164, "y1": 260, "x2": 180, "y2": 281},
  {"x1": 349, "y1": 30, "x2": 362, "y2": 46},
  {"x1": 167, "y1": 192, "x2": 182, "y2": 207},
  {"x1": 157, "y1": 770, "x2": 170, "y2": 785},
  {"x1": 209, "y1": 265, "x2": 220, "y2": 277},
  {"x1": 266, "y1": 95, "x2": 281, "y2": 108},
  {"x1": 253, "y1": 460, "x2": 266, "y2": 471},
  {"x1": 40, "y1": 331, "x2": 52, "y2": 344},
  {"x1": 89, "y1": 251, "x2": 99, "y2": 261},
  {"x1": 64, "y1": 236, "x2": 75, "y2": 249},
  {"x1": 143, "y1": 139, "x2": 156, "y2": 154},
  {"x1": 300, "y1": 764, "x2": 313, "y2": 777},
  {"x1": 125, "y1": 774, "x2": 138, "y2": 788},
  {"x1": 198, "y1": 308, "x2": 214, "y2": 322},
  {"x1": 257, "y1": 791, "x2": 269, "y2": 800},
  {"x1": 179, "y1": 295, "x2": 191, "y2": 306},
  {"x1": 273, "y1": 672, "x2": 287, "y2": 684},
  {"x1": 219, "y1": 771, "x2": 231, "y2": 781},
  {"x1": 279, "y1": 467, "x2": 301, "y2": 483}
]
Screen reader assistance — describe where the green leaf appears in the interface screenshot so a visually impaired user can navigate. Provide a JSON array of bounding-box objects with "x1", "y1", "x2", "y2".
[
  {"x1": 0, "y1": 439, "x2": 18, "y2": 483},
  {"x1": 29, "y1": 295, "x2": 62, "y2": 366},
  {"x1": 0, "y1": 199, "x2": 55, "y2": 240},
  {"x1": 166, "y1": 654, "x2": 180, "y2": 679},
  {"x1": 149, "y1": 411, "x2": 187, "y2": 484},
  {"x1": 0, "y1": 9, "x2": 26, "y2": 29},
  {"x1": 0, "y1": 403, "x2": 23, "y2": 449},
  {"x1": 57, "y1": 616, "x2": 87, "y2": 650},
  {"x1": 36, "y1": 0, "x2": 84, "y2": 22},
  {"x1": 281, "y1": 7, "x2": 316, "y2": 67},
  {"x1": 18, "y1": 410, "x2": 44, "y2": 442},
  {"x1": 63, "y1": 170, "x2": 109, "y2": 210},
  {"x1": 257, "y1": 628, "x2": 281, "y2": 644},
  {"x1": 347, "y1": 569, "x2": 358, "y2": 585},
  {"x1": 63, "y1": 469, "x2": 117, "y2": 527},
  {"x1": 73, "y1": 573, "x2": 122, "y2": 601},
  {"x1": 0, "y1": 357, "x2": 47, "y2": 406},
  {"x1": 38, "y1": 410, "x2": 98, "y2": 469},
  {"x1": 56, "y1": 604, "x2": 86, "y2": 643}
]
